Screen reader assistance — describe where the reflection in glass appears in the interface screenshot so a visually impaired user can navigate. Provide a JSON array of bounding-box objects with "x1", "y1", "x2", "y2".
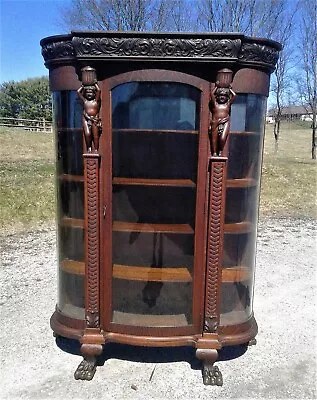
[
  {"x1": 225, "y1": 187, "x2": 259, "y2": 224},
  {"x1": 111, "y1": 82, "x2": 200, "y2": 327},
  {"x1": 58, "y1": 270, "x2": 85, "y2": 320},
  {"x1": 58, "y1": 180, "x2": 84, "y2": 220},
  {"x1": 112, "y1": 82, "x2": 200, "y2": 130},
  {"x1": 220, "y1": 279, "x2": 253, "y2": 325},
  {"x1": 59, "y1": 226, "x2": 84, "y2": 262},
  {"x1": 113, "y1": 131, "x2": 198, "y2": 181},
  {"x1": 221, "y1": 93, "x2": 267, "y2": 326},
  {"x1": 53, "y1": 90, "x2": 85, "y2": 320}
]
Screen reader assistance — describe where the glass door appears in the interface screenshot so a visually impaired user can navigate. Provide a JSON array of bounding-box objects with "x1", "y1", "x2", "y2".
[{"x1": 101, "y1": 71, "x2": 209, "y2": 335}]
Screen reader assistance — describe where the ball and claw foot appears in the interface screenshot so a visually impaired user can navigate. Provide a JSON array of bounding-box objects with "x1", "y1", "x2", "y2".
[
  {"x1": 74, "y1": 358, "x2": 97, "y2": 381},
  {"x1": 202, "y1": 364, "x2": 223, "y2": 386}
]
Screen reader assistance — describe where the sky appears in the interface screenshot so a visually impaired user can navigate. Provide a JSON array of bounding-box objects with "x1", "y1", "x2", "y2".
[{"x1": 0, "y1": 0, "x2": 71, "y2": 83}]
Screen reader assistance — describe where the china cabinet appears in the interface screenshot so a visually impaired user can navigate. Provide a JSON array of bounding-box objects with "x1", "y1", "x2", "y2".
[{"x1": 41, "y1": 31, "x2": 280, "y2": 385}]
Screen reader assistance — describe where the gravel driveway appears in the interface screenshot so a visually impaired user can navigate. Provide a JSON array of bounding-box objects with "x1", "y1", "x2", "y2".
[{"x1": 1, "y1": 217, "x2": 316, "y2": 399}]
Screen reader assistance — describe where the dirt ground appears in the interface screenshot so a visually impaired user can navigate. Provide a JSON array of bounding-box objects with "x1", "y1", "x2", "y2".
[{"x1": 0, "y1": 217, "x2": 316, "y2": 399}]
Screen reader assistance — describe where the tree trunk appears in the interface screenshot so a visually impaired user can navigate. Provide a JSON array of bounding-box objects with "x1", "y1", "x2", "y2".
[
  {"x1": 273, "y1": 119, "x2": 280, "y2": 152},
  {"x1": 312, "y1": 116, "x2": 316, "y2": 160}
]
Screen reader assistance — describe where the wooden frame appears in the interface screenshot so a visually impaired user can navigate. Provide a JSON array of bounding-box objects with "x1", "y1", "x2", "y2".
[{"x1": 100, "y1": 70, "x2": 210, "y2": 337}]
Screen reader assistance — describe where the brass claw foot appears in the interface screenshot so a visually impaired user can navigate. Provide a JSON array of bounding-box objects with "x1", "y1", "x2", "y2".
[
  {"x1": 74, "y1": 358, "x2": 97, "y2": 381},
  {"x1": 202, "y1": 364, "x2": 223, "y2": 386}
]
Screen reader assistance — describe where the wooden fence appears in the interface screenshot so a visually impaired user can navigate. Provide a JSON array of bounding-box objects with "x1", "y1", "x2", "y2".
[{"x1": 0, "y1": 117, "x2": 53, "y2": 132}]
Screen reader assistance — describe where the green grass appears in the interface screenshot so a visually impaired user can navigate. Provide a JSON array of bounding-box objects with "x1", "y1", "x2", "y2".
[
  {"x1": 260, "y1": 121, "x2": 316, "y2": 218},
  {"x1": 0, "y1": 127, "x2": 55, "y2": 234},
  {"x1": 0, "y1": 122, "x2": 316, "y2": 235}
]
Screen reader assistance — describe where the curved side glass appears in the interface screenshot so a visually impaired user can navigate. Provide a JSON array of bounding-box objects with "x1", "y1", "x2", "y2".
[
  {"x1": 53, "y1": 91, "x2": 85, "y2": 320},
  {"x1": 220, "y1": 94, "x2": 267, "y2": 326}
]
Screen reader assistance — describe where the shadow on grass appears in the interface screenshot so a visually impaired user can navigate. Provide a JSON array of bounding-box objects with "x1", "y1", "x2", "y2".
[{"x1": 56, "y1": 336, "x2": 248, "y2": 371}]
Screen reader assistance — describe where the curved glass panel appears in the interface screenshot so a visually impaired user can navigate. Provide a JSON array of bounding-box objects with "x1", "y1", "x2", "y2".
[
  {"x1": 221, "y1": 94, "x2": 267, "y2": 326},
  {"x1": 53, "y1": 91, "x2": 85, "y2": 320}
]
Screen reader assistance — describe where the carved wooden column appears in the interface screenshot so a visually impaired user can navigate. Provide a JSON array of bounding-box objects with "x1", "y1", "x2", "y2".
[
  {"x1": 197, "y1": 68, "x2": 234, "y2": 386},
  {"x1": 74, "y1": 66, "x2": 105, "y2": 381}
]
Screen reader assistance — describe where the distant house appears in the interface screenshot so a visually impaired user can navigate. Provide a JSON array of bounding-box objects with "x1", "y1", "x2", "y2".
[{"x1": 267, "y1": 105, "x2": 313, "y2": 122}]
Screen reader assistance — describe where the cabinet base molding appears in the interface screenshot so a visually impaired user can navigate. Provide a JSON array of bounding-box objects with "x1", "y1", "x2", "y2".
[{"x1": 51, "y1": 309, "x2": 257, "y2": 347}]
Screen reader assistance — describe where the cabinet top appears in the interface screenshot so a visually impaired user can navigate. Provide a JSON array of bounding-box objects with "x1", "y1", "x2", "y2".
[{"x1": 40, "y1": 31, "x2": 281, "y2": 73}]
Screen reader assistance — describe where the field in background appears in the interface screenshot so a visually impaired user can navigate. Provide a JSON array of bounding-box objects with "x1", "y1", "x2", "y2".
[
  {"x1": 0, "y1": 122, "x2": 316, "y2": 235},
  {"x1": 261, "y1": 121, "x2": 316, "y2": 218},
  {"x1": 0, "y1": 127, "x2": 55, "y2": 234}
]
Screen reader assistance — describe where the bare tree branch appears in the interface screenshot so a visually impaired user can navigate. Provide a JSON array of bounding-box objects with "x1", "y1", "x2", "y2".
[{"x1": 297, "y1": 0, "x2": 317, "y2": 159}]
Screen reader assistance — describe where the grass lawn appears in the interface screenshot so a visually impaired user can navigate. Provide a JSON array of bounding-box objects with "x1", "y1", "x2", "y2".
[
  {"x1": 0, "y1": 122, "x2": 316, "y2": 235},
  {"x1": 0, "y1": 127, "x2": 55, "y2": 234},
  {"x1": 261, "y1": 121, "x2": 316, "y2": 218}
]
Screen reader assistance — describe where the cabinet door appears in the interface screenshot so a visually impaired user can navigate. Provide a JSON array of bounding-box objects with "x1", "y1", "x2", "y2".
[{"x1": 100, "y1": 70, "x2": 209, "y2": 336}]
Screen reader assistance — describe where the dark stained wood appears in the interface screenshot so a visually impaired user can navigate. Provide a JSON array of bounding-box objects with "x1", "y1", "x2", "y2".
[
  {"x1": 218, "y1": 315, "x2": 258, "y2": 346},
  {"x1": 60, "y1": 259, "x2": 85, "y2": 275},
  {"x1": 230, "y1": 131, "x2": 258, "y2": 135},
  {"x1": 59, "y1": 174, "x2": 84, "y2": 182},
  {"x1": 112, "y1": 221, "x2": 194, "y2": 234},
  {"x1": 105, "y1": 331, "x2": 200, "y2": 347},
  {"x1": 112, "y1": 177, "x2": 196, "y2": 187},
  {"x1": 204, "y1": 157, "x2": 228, "y2": 334},
  {"x1": 226, "y1": 178, "x2": 257, "y2": 188},
  {"x1": 112, "y1": 128, "x2": 198, "y2": 134},
  {"x1": 112, "y1": 311, "x2": 189, "y2": 327},
  {"x1": 232, "y1": 68, "x2": 270, "y2": 96},
  {"x1": 113, "y1": 264, "x2": 192, "y2": 282},
  {"x1": 221, "y1": 267, "x2": 250, "y2": 282},
  {"x1": 224, "y1": 221, "x2": 254, "y2": 233},
  {"x1": 49, "y1": 66, "x2": 81, "y2": 91},
  {"x1": 59, "y1": 217, "x2": 84, "y2": 228}
]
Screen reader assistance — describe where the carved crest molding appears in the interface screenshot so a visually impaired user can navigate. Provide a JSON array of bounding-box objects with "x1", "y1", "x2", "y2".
[{"x1": 41, "y1": 33, "x2": 281, "y2": 72}]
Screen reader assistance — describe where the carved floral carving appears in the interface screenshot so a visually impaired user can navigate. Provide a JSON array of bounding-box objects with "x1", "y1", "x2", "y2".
[
  {"x1": 41, "y1": 40, "x2": 75, "y2": 62},
  {"x1": 73, "y1": 37, "x2": 241, "y2": 58},
  {"x1": 239, "y1": 42, "x2": 279, "y2": 66},
  {"x1": 41, "y1": 34, "x2": 280, "y2": 72}
]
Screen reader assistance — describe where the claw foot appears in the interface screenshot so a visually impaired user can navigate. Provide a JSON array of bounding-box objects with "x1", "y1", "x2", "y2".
[
  {"x1": 203, "y1": 364, "x2": 223, "y2": 386},
  {"x1": 74, "y1": 358, "x2": 97, "y2": 381}
]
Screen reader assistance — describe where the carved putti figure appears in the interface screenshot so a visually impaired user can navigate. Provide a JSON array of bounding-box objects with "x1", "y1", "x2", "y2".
[
  {"x1": 77, "y1": 67, "x2": 101, "y2": 151},
  {"x1": 209, "y1": 84, "x2": 236, "y2": 156}
]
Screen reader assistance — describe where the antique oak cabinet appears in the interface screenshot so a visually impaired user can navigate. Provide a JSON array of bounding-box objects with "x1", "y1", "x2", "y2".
[{"x1": 41, "y1": 31, "x2": 280, "y2": 385}]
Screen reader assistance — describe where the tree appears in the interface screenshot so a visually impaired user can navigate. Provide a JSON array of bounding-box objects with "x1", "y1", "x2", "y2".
[
  {"x1": 197, "y1": 0, "x2": 286, "y2": 37},
  {"x1": 269, "y1": 2, "x2": 298, "y2": 151},
  {"x1": 0, "y1": 77, "x2": 52, "y2": 121},
  {"x1": 59, "y1": 0, "x2": 170, "y2": 31},
  {"x1": 297, "y1": 0, "x2": 317, "y2": 159}
]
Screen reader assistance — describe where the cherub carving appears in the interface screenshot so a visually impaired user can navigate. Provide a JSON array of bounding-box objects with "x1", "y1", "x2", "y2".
[
  {"x1": 77, "y1": 82, "x2": 101, "y2": 151},
  {"x1": 209, "y1": 84, "x2": 236, "y2": 156}
]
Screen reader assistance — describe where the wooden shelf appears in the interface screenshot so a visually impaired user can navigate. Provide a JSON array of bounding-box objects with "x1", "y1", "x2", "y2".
[
  {"x1": 224, "y1": 222, "x2": 254, "y2": 234},
  {"x1": 58, "y1": 174, "x2": 84, "y2": 182},
  {"x1": 113, "y1": 264, "x2": 192, "y2": 282},
  {"x1": 230, "y1": 131, "x2": 258, "y2": 135},
  {"x1": 59, "y1": 217, "x2": 84, "y2": 228},
  {"x1": 57, "y1": 127, "x2": 82, "y2": 133},
  {"x1": 226, "y1": 178, "x2": 257, "y2": 188},
  {"x1": 112, "y1": 128, "x2": 198, "y2": 135},
  {"x1": 113, "y1": 221, "x2": 194, "y2": 234},
  {"x1": 60, "y1": 259, "x2": 84, "y2": 275},
  {"x1": 113, "y1": 177, "x2": 196, "y2": 187},
  {"x1": 222, "y1": 267, "x2": 250, "y2": 282},
  {"x1": 112, "y1": 311, "x2": 189, "y2": 327}
]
